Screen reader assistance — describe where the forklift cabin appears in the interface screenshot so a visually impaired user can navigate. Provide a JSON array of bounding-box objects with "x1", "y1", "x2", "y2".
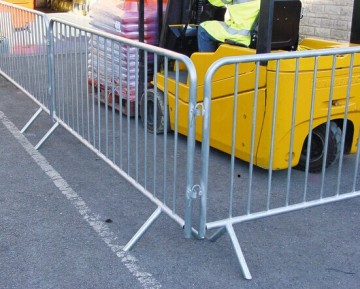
[{"x1": 159, "y1": 0, "x2": 302, "y2": 55}]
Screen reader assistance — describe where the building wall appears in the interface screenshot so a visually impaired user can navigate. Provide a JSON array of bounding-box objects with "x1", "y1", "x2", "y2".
[{"x1": 299, "y1": 0, "x2": 354, "y2": 42}]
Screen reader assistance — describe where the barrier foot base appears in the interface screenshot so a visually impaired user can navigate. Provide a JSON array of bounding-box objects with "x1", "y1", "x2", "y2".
[
  {"x1": 34, "y1": 121, "x2": 59, "y2": 150},
  {"x1": 226, "y1": 223, "x2": 252, "y2": 280},
  {"x1": 208, "y1": 226, "x2": 227, "y2": 242},
  {"x1": 21, "y1": 107, "x2": 43, "y2": 133},
  {"x1": 123, "y1": 207, "x2": 162, "y2": 252}
]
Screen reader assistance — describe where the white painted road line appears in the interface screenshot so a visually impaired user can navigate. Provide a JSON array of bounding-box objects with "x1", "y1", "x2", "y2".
[{"x1": 0, "y1": 111, "x2": 162, "y2": 289}]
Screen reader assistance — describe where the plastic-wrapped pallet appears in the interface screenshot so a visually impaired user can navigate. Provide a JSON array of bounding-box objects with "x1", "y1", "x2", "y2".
[
  {"x1": 87, "y1": 0, "x2": 161, "y2": 110},
  {"x1": 89, "y1": 0, "x2": 158, "y2": 42}
]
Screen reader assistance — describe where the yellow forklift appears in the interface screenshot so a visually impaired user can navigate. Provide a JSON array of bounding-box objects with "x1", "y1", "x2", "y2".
[{"x1": 139, "y1": 0, "x2": 360, "y2": 172}]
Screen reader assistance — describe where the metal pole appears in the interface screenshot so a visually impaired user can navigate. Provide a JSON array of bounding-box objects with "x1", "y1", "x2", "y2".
[
  {"x1": 256, "y1": 0, "x2": 274, "y2": 55},
  {"x1": 138, "y1": 0, "x2": 145, "y2": 108},
  {"x1": 350, "y1": 0, "x2": 360, "y2": 43},
  {"x1": 47, "y1": 19, "x2": 56, "y2": 120},
  {"x1": 138, "y1": 0, "x2": 145, "y2": 43},
  {"x1": 157, "y1": 0, "x2": 163, "y2": 44}
]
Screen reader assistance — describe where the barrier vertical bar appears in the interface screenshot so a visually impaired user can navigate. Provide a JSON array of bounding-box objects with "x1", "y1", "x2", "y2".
[
  {"x1": 184, "y1": 57, "x2": 198, "y2": 239},
  {"x1": 336, "y1": 53, "x2": 355, "y2": 195},
  {"x1": 286, "y1": 57, "x2": 300, "y2": 205},
  {"x1": 48, "y1": 18, "x2": 56, "y2": 120},
  {"x1": 247, "y1": 62, "x2": 261, "y2": 214}
]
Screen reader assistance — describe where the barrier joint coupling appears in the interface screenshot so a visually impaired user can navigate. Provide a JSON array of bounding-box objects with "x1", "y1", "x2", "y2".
[
  {"x1": 188, "y1": 184, "x2": 202, "y2": 199},
  {"x1": 190, "y1": 103, "x2": 204, "y2": 126},
  {"x1": 195, "y1": 103, "x2": 204, "y2": 117}
]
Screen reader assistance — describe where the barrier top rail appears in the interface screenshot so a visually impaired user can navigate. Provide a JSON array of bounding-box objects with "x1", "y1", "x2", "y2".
[
  {"x1": 48, "y1": 17, "x2": 196, "y2": 72},
  {"x1": 204, "y1": 44, "x2": 360, "y2": 80}
]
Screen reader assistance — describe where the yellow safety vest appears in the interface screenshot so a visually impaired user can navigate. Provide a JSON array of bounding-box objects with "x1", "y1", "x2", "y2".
[{"x1": 200, "y1": 0, "x2": 260, "y2": 46}]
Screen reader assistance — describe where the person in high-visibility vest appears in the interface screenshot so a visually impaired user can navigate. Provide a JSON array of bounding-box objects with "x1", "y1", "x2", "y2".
[{"x1": 198, "y1": 0, "x2": 261, "y2": 52}]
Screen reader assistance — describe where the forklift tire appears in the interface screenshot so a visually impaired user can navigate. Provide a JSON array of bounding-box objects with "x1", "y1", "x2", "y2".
[
  {"x1": 140, "y1": 89, "x2": 170, "y2": 134},
  {"x1": 296, "y1": 122, "x2": 342, "y2": 173}
]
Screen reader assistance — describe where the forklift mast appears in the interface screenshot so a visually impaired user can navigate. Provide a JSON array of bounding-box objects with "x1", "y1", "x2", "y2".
[
  {"x1": 256, "y1": 0, "x2": 302, "y2": 53},
  {"x1": 351, "y1": 0, "x2": 360, "y2": 44}
]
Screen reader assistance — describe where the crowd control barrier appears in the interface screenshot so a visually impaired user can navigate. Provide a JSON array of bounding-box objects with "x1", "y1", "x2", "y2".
[
  {"x1": 198, "y1": 46, "x2": 360, "y2": 279},
  {"x1": 0, "y1": 1, "x2": 200, "y2": 260},
  {"x1": 46, "y1": 17, "x2": 199, "y2": 250},
  {"x1": 1, "y1": 2, "x2": 360, "y2": 279}
]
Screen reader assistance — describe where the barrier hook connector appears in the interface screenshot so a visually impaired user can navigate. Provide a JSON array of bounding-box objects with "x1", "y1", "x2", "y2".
[
  {"x1": 195, "y1": 103, "x2": 205, "y2": 116},
  {"x1": 190, "y1": 103, "x2": 205, "y2": 126},
  {"x1": 187, "y1": 184, "x2": 202, "y2": 199}
]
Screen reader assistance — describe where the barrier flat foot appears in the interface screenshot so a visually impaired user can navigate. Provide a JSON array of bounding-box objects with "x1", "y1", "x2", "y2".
[
  {"x1": 208, "y1": 226, "x2": 226, "y2": 242},
  {"x1": 226, "y1": 223, "x2": 252, "y2": 280},
  {"x1": 123, "y1": 207, "x2": 162, "y2": 252},
  {"x1": 21, "y1": 107, "x2": 43, "y2": 133},
  {"x1": 34, "y1": 121, "x2": 59, "y2": 150}
]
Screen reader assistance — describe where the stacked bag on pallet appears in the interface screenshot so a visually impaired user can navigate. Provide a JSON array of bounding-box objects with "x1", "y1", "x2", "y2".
[{"x1": 88, "y1": 0, "x2": 161, "y2": 103}]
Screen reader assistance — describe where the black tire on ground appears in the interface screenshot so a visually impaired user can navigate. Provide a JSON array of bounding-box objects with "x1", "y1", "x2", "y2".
[
  {"x1": 296, "y1": 122, "x2": 342, "y2": 173},
  {"x1": 139, "y1": 89, "x2": 170, "y2": 134}
]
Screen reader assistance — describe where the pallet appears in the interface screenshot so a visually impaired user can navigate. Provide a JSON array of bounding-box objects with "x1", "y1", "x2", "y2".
[{"x1": 88, "y1": 78, "x2": 136, "y2": 117}]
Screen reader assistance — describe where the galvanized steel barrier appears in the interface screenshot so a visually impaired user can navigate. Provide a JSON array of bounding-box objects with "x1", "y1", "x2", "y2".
[
  {"x1": 0, "y1": 1, "x2": 49, "y2": 138},
  {"x1": 198, "y1": 47, "x2": 360, "y2": 279},
  {"x1": 0, "y1": 1, "x2": 200, "y2": 259},
  {"x1": 1, "y1": 2, "x2": 360, "y2": 280},
  {"x1": 46, "y1": 17, "x2": 199, "y2": 250}
]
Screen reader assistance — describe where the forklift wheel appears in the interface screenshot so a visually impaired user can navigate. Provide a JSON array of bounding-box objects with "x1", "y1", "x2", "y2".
[
  {"x1": 296, "y1": 122, "x2": 342, "y2": 173},
  {"x1": 140, "y1": 89, "x2": 170, "y2": 134}
]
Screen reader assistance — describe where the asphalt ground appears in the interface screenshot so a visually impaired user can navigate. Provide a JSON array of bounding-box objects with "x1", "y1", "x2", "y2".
[{"x1": 1, "y1": 72, "x2": 360, "y2": 289}]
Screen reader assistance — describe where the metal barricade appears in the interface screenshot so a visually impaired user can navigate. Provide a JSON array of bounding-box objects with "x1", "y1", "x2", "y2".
[
  {"x1": 0, "y1": 1, "x2": 49, "y2": 117},
  {"x1": 44, "y1": 18, "x2": 198, "y2": 249},
  {"x1": 198, "y1": 47, "x2": 360, "y2": 279},
  {"x1": 2, "y1": 3, "x2": 359, "y2": 279}
]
